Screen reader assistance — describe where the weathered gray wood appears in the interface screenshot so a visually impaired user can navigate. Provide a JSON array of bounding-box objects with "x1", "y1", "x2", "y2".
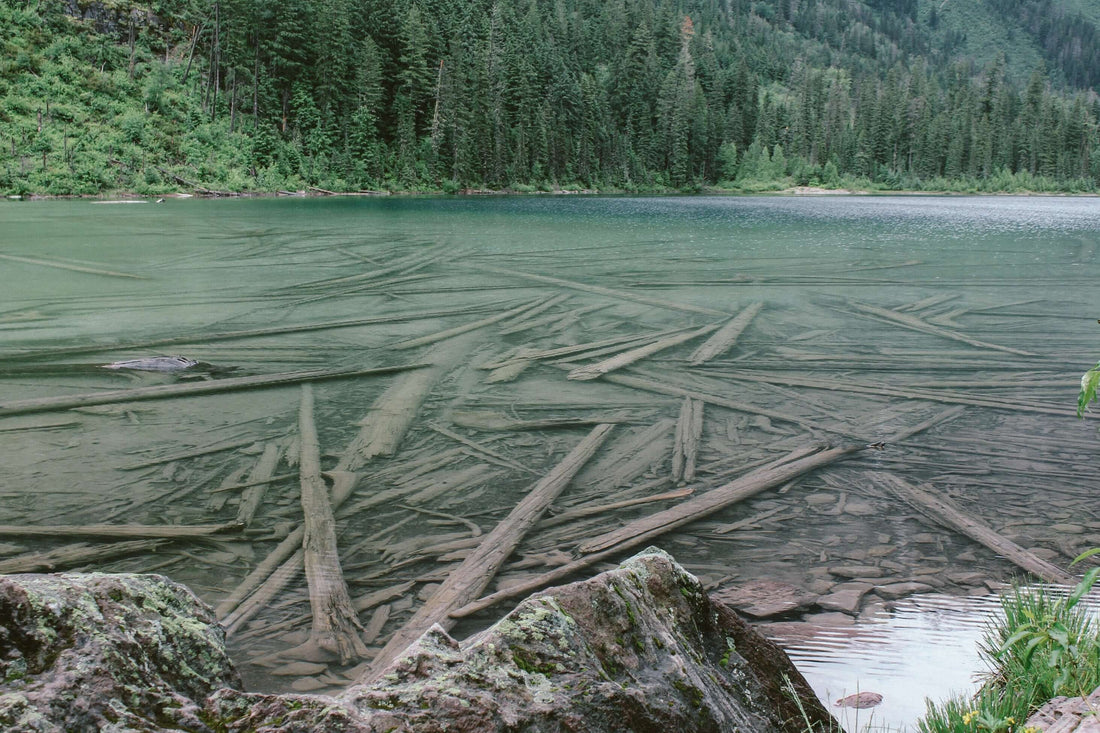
[
  {"x1": 297, "y1": 385, "x2": 368, "y2": 663},
  {"x1": 0, "y1": 540, "x2": 165, "y2": 574},
  {"x1": 1, "y1": 304, "x2": 501, "y2": 363},
  {"x1": 336, "y1": 335, "x2": 477, "y2": 471},
  {"x1": 0, "y1": 363, "x2": 428, "y2": 418},
  {"x1": 689, "y1": 302, "x2": 763, "y2": 364},
  {"x1": 0, "y1": 252, "x2": 149, "y2": 280},
  {"x1": 671, "y1": 397, "x2": 703, "y2": 484},
  {"x1": 567, "y1": 323, "x2": 720, "y2": 381},
  {"x1": 391, "y1": 297, "x2": 547, "y2": 350},
  {"x1": 872, "y1": 472, "x2": 1073, "y2": 584},
  {"x1": 236, "y1": 442, "x2": 283, "y2": 526},
  {"x1": 451, "y1": 443, "x2": 863, "y2": 619},
  {"x1": 366, "y1": 423, "x2": 615, "y2": 679},
  {"x1": 843, "y1": 300, "x2": 1037, "y2": 356},
  {"x1": 476, "y1": 264, "x2": 730, "y2": 317},
  {"x1": 0, "y1": 522, "x2": 241, "y2": 539}
]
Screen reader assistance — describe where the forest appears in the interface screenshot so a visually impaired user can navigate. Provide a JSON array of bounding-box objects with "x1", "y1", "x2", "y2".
[{"x1": 1, "y1": 0, "x2": 1100, "y2": 194}]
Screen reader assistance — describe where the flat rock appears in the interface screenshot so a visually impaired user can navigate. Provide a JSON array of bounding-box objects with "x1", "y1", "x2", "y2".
[
  {"x1": 815, "y1": 582, "x2": 874, "y2": 615},
  {"x1": 711, "y1": 579, "x2": 819, "y2": 618},
  {"x1": 828, "y1": 565, "x2": 883, "y2": 579},
  {"x1": 1024, "y1": 685, "x2": 1100, "y2": 732},
  {"x1": 873, "y1": 581, "x2": 935, "y2": 600}
]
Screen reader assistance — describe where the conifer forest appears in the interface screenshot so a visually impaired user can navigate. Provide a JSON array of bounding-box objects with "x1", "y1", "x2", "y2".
[{"x1": 2, "y1": 0, "x2": 1100, "y2": 194}]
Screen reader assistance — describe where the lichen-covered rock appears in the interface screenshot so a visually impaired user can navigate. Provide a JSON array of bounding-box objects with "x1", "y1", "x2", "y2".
[
  {"x1": 211, "y1": 547, "x2": 836, "y2": 732},
  {"x1": 0, "y1": 572, "x2": 240, "y2": 732},
  {"x1": 0, "y1": 551, "x2": 834, "y2": 732}
]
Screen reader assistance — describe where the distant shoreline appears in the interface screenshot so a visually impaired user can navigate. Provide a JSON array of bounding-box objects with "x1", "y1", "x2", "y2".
[{"x1": 4, "y1": 186, "x2": 1099, "y2": 201}]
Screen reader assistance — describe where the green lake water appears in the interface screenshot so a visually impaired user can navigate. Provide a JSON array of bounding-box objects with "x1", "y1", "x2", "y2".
[{"x1": 1, "y1": 194, "x2": 1098, "y2": 728}]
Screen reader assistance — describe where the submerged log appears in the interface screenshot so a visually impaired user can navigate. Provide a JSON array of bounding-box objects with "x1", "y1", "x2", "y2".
[
  {"x1": 689, "y1": 302, "x2": 763, "y2": 365},
  {"x1": 297, "y1": 385, "x2": 368, "y2": 663},
  {"x1": 872, "y1": 472, "x2": 1073, "y2": 584},
  {"x1": 476, "y1": 264, "x2": 730, "y2": 317},
  {"x1": 391, "y1": 297, "x2": 548, "y2": 350},
  {"x1": 0, "y1": 522, "x2": 241, "y2": 539},
  {"x1": 0, "y1": 363, "x2": 428, "y2": 418},
  {"x1": 842, "y1": 300, "x2": 1037, "y2": 356},
  {"x1": 567, "y1": 323, "x2": 720, "y2": 381},
  {"x1": 671, "y1": 397, "x2": 703, "y2": 484},
  {"x1": 452, "y1": 442, "x2": 864, "y2": 618},
  {"x1": 336, "y1": 335, "x2": 477, "y2": 471},
  {"x1": 0, "y1": 252, "x2": 149, "y2": 280},
  {"x1": 367, "y1": 423, "x2": 615, "y2": 679}
]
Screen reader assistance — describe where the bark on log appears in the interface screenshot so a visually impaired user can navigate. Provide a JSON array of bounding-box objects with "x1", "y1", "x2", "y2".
[
  {"x1": 842, "y1": 300, "x2": 1037, "y2": 356},
  {"x1": 567, "y1": 323, "x2": 720, "y2": 381},
  {"x1": 366, "y1": 423, "x2": 615, "y2": 679},
  {"x1": 297, "y1": 385, "x2": 368, "y2": 663},
  {"x1": 475, "y1": 264, "x2": 730, "y2": 317},
  {"x1": 689, "y1": 302, "x2": 763, "y2": 365},
  {"x1": 336, "y1": 335, "x2": 477, "y2": 471},
  {"x1": 872, "y1": 472, "x2": 1073, "y2": 584},
  {"x1": 1, "y1": 305, "x2": 501, "y2": 363},
  {"x1": 451, "y1": 443, "x2": 863, "y2": 619},
  {"x1": 0, "y1": 363, "x2": 428, "y2": 418}
]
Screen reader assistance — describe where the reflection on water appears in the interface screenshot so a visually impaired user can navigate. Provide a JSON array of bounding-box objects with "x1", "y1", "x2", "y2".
[
  {"x1": 780, "y1": 587, "x2": 1100, "y2": 731},
  {"x1": 0, "y1": 195, "x2": 1098, "y2": 698}
]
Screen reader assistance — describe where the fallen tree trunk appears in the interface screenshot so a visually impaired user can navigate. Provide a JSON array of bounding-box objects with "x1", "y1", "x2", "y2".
[
  {"x1": 871, "y1": 472, "x2": 1073, "y2": 584},
  {"x1": 216, "y1": 471, "x2": 358, "y2": 630},
  {"x1": 450, "y1": 442, "x2": 863, "y2": 619},
  {"x1": 297, "y1": 385, "x2": 368, "y2": 663},
  {"x1": 367, "y1": 423, "x2": 616, "y2": 679},
  {"x1": 236, "y1": 442, "x2": 283, "y2": 527},
  {"x1": 567, "y1": 323, "x2": 720, "y2": 381},
  {"x1": 336, "y1": 335, "x2": 477, "y2": 471},
  {"x1": 671, "y1": 397, "x2": 703, "y2": 484},
  {"x1": 0, "y1": 539, "x2": 165, "y2": 574},
  {"x1": 1, "y1": 304, "x2": 500, "y2": 363},
  {"x1": 0, "y1": 363, "x2": 428, "y2": 418},
  {"x1": 0, "y1": 522, "x2": 241, "y2": 539},
  {"x1": 475, "y1": 265, "x2": 730, "y2": 317},
  {"x1": 842, "y1": 300, "x2": 1037, "y2": 356},
  {"x1": 689, "y1": 302, "x2": 763, "y2": 365},
  {"x1": 391, "y1": 297, "x2": 548, "y2": 350},
  {"x1": 0, "y1": 253, "x2": 149, "y2": 280}
]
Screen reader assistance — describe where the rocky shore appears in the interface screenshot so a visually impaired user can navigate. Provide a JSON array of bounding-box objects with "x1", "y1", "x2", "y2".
[{"x1": 0, "y1": 548, "x2": 838, "y2": 732}]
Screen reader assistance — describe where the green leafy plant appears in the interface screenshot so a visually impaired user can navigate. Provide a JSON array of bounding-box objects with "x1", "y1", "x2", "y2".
[{"x1": 1079, "y1": 362, "x2": 1100, "y2": 417}]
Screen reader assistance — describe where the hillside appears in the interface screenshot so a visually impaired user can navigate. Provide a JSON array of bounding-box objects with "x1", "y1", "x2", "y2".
[{"x1": 1, "y1": 0, "x2": 1098, "y2": 195}]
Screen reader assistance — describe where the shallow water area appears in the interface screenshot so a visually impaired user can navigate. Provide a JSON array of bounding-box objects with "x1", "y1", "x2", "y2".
[
  {"x1": 0, "y1": 194, "x2": 1097, "y2": 718},
  {"x1": 782, "y1": 586, "x2": 1100, "y2": 732}
]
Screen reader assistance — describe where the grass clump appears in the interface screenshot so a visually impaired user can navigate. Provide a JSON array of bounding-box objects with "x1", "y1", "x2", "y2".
[{"x1": 918, "y1": 549, "x2": 1100, "y2": 733}]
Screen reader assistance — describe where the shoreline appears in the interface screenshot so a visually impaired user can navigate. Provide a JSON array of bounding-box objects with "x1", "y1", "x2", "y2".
[{"x1": 4, "y1": 185, "x2": 1100, "y2": 202}]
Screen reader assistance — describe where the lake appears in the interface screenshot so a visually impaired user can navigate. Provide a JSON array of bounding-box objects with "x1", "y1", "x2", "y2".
[{"x1": 1, "y1": 194, "x2": 1097, "y2": 727}]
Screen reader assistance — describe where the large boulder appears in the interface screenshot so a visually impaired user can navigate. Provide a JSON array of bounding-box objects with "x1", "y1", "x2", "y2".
[
  {"x1": 0, "y1": 549, "x2": 835, "y2": 732},
  {"x1": 0, "y1": 572, "x2": 240, "y2": 732}
]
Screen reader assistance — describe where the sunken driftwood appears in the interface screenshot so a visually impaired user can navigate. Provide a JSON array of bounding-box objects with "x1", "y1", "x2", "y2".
[
  {"x1": 390, "y1": 297, "x2": 547, "y2": 350},
  {"x1": 689, "y1": 302, "x2": 763, "y2": 364},
  {"x1": 0, "y1": 253, "x2": 149, "y2": 280},
  {"x1": 0, "y1": 363, "x2": 429, "y2": 417},
  {"x1": 0, "y1": 522, "x2": 241, "y2": 539},
  {"x1": 452, "y1": 442, "x2": 862, "y2": 618},
  {"x1": 0, "y1": 304, "x2": 501, "y2": 363},
  {"x1": 872, "y1": 472, "x2": 1073, "y2": 584},
  {"x1": 842, "y1": 300, "x2": 1037, "y2": 356},
  {"x1": 476, "y1": 264, "x2": 730, "y2": 317},
  {"x1": 567, "y1": 323, "x2": 720, "y2": 381},
  {"x1": 336, "y1": 334, "x2": 477, "y2": 471},
  {"x1": 367, "y1": 423, "x2": 615, "y2": 679},
  {"x1": 671, "y1": 397, "x2": 703, "y2": 484},
  {"x1": 297, "y1": 385, "x2": 367, "y2": 663}
]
